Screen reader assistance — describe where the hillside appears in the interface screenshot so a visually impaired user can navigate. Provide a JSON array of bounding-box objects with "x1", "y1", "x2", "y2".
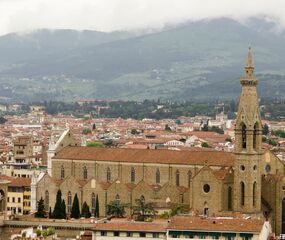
[{"x1": 0, "y1": 18, "x2": 285, "y2": 102}]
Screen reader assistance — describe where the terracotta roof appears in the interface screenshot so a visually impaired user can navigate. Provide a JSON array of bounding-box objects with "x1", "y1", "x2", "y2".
[
  {"x1": 168, "y1": 216, "x2": 264, "y2": 233},
  {"x1": 54, "y1": 147, "x2": 234, "y2": 167},
  {"x1": 0, "y1": 176, "x2": 31, "y2": 187},
  {"x1": 95, "y1": 220, "x2": 167, "y2": 232}
]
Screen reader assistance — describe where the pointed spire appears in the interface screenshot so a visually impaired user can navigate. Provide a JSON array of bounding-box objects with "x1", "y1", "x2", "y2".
[{"x1": 246, "y1": 47, "x2": 254, "y2": 68}]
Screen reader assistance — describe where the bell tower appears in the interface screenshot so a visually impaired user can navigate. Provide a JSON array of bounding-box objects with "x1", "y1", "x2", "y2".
[{"x1": 233, "y1": 47, "x2": 263, "y2": 213}]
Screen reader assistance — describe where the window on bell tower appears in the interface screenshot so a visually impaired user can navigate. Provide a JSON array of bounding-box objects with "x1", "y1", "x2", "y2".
[
  {"x1": 241, "y1": 123, "x2": 247, "y2": 149},
  {"x1": 253, "y1": 123, "x2": 258, "y2": 151}
]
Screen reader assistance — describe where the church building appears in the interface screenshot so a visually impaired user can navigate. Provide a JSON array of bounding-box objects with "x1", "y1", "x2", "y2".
[{"x1": 35, "y1": 48, "x2": 285, "y2": 235}]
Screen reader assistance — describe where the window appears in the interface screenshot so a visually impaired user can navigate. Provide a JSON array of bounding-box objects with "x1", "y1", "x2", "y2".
[
  {"x1": 153, "y1": 233, "x2": 159, "y2": 238},
  {"x1": 187, "y1": 170, "x2": 192, "y2": 187},
  {"x1": 253, "y1": 123, "x2": 257, "y2": 150},
  {"x1": 60, "y1": 165, "x2": 65, "y2": 179},
  {"x1": 114, "y1": 232, "x2": 119, "y2": 236},
  {"x1": 115, "y1": 194, "x2": 120, "y2": 201},
  {"x1": 107, "y1": 167, "x2": 111, "y2": 182},
  {"x1": 139, "y1": 232, "x2": 146, "y2": 237},
  {"x1": 18, "y1": 208, "x2": 21, "y2": 213},
  {"x1": 45, "y1": 190, "x2": 49, "y2": 211},
  {"x1": 175, "y1": 170, "x2": 180, "y2": 187},
  {"x1": 127, "y1": 232, "x2": 133, "y2": 237},
  {"x1": 131, "y1": 167, "x2": 135, "y2": 183},
  {"x1": 203, "y1": 184, "x2": 210, "y2": 193},
  {"x1": 240, "y1": 165, "x2": 245, "y2": 171},
  {"x1": 83, "y1": 166, "x2": 88, "y2": 180},
  {"x1": 241, "y1": 123, "x2": 247, "y2": 149},
  {"x1": 68, "y1": 191, "x2": 72, "y2": 213},
  {"x1": 18, "y1": 197, "x2": 21, "y2": 203},
  {"x1": 253, "y1": 182, "x2": 257, "y2": 207},
  {"x1": 7, "y1": 197, "x2": 9, "y2": 202},
  {"x1": 155, "y1": 169, "x2": 160, "y2": 184},
  {"x1": 12, "y1": 197, "x2": 15, "y2": 203},
  {"x1": 228, "y1": 186, "x2": 232, "y2": 210},
  {"x1": 241, "y1": 182, "x2": 245, "y2": 206},
  {"x1": 91, "y1": 193, "x2": 96, "y2": 216},
  {"x1": 101, "y1": 231, "x2": 107, "y2": 236}
]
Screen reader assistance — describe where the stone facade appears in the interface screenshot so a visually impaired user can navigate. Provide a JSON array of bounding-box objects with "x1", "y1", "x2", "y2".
[{"x1": 36, "y1": 49, "x2": 285, "y2": 235}]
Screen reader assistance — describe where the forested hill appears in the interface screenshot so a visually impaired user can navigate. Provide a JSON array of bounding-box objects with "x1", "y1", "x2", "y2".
[{"x1": 0, "y1": 18, "x2": 285, "y2": 102}]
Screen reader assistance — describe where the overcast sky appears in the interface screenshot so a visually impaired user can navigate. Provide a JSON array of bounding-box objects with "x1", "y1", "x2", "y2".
[{"x1": 0, "y1": 0, "x2": 284, "y2": 36}]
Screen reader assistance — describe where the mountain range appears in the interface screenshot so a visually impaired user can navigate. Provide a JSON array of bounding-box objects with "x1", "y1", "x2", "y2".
[{"x1": 0, "y1": 18, "x2": 285, "y2": 102}]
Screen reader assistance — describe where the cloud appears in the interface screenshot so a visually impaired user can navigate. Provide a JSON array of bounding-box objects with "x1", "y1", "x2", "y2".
[{"x1": 0, "y1": 0, "x2": 284, "y2": 35}]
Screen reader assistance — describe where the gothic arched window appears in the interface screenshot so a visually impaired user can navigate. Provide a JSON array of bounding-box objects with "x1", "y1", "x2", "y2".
[
  {"x1": 253, "y1": 181, "x2": 257, "y2": 207},
  {"x1": 115, "y1": 194, "x2": 120, "y2": 201},
  {"x1": 107, "y1": 167, "x2": 111, "y2": 182},
  {"x1": 91, "y1": 193, "x2": 96, "y2": 216},
  {"x1": 60, "y1": 165, "x2": 65, "y2": 180},
  {"x1": 131, "y1": 167, "x2": 135, "y2": 183},
  {"x1": 228, "y1": 186, "x2": 232, "y2": 210},
  {"x1": 155, "y1": 169, "x2": 160, "y2": 184},
  {"x1": 67, "y1": 191, "x2": 72, "y2": 213},
  {"x1": 241, "y1": 123, "x2": 247, "y2": 149},
  {"x1": 253, "y1": 123, "x2": 258, "y2": 150},
  {"x1": 241, "y1": 181, "x2": 245, "y2": 206},
  {"x1": 44, "y1": 190, "x2": 49, "y2": 211},
  {"x1": 83, "y1": 166, "x2": 88, "y2": 180},
  {"x1": 176, "y1": 170, "x2": 180, "y2": 187},
  {"x1": 187, "y1": 170, "x2": 192, "y2": 188}
]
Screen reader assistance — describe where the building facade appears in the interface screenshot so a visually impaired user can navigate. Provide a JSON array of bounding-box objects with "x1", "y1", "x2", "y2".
[{"x1": 36, "y1": 49, "x2": 285, "y2": 235}]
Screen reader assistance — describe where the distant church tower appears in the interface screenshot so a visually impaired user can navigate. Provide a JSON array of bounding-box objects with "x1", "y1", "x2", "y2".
[{"x1": 233, "y1": 48, "x2": 263, "y2": 213}]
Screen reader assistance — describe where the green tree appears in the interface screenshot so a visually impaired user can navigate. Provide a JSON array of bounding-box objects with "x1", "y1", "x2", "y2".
[
  {"x1": 81, "y1": 201, "x2": 91, "y2": 218},
  {"x1": 201, "y1": 142, "x2": 211, "y2": 148},
  {"x1": 165, "y1": 124, "x2": 172, "y2": 131},
  {"x1": 82, "y1": 129, "x2": 92, "y2": 135},
  {"x1": 262, "y1": 124, "x2": 269, "y2": 136},
  {"x1": 201, "y1": 124, "x2": 208, "y2": 131},
  {"x1": 52, "y1": 190, "x2": 64, "y2": 219},
  {"x1": 132, "y1": 197, "x2": 157, "y2": 221},
  {"x1": 87, "y1": 141, "x2": 104, "y2": 148},
  {"x1": 49, "y1": 207, "x2": 52, "y2": 218},
  {"x1": 35, "y1": 197, "x2": 46, "y2": 218},
  {"x1": 107, "y1": 200, "x2": 129, "y2": 218},
  {"x1": 0, "y1": 116, "x2": 7, "y2": 124},
  {"x1": 71, "y1": 193, "x2": 80, "y2": 219},
  {"x1": 95, "y1": 194, "x2": 100, "y2": 217},
  {"x1": 62, "y1": 200, "x2": 67, "y2": 219}
]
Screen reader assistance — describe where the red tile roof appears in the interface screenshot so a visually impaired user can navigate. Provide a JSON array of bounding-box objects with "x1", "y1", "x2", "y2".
[
  {"x1": 168, "y1": 216, "x2": 264, "y2": 233},
  {"x1": 54, "y1": 147, "x2": 234, "y2": 167}
]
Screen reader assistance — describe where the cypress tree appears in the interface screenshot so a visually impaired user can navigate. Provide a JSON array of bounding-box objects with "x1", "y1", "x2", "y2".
[
  {"x1": 52, "y1": 190, "x2": 64, "y2": 219},
  {"x1": 95, "y1": 194, "x2": 99, "y2": 217},
  {"x1": 71, "y1": 193, "x2": 80, "y2": 218},
  {"x1": 35, "y1": 197, "x2": 45, "y2": 218},
  {"x1": 81, "y1": 201, "x2": 91, "y2": 218},
  {"x1": 62, "y1": 200, "x2": 67, "y2": 219},
  {"x1": 49, "y1": 207, "x2": 52, "y2": 218}
]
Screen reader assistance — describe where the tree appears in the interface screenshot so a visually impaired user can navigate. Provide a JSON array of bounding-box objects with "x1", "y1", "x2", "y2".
[
  {"x1": 62, "y1": 200, "x2": 67, "y2": 219},
  {"x1": 92, "y1": 123, "x2": 96, "y2": 130},
  {"x1": 95, "y1": 194, "x2": 100, "y2": 217},
  {"x1": 87, "y1": 141, "x2": 104, "y2": 148},
  {"x1": 82, "y1": 129, "x2": 92, "y2": 135},
  {"x1": 0, "y1": 116, "x2": 7, "y2": 124},
  {"x1": 201, "y1": 124, "x2": 208, "y2": 131},
  {"x1": 262, "y1": 124, "x2": 269, "y2": 136},
  {"x1": 81, "y1": 201, "x2": 91, "y2": 218},
  {"x1": 71, "y1": 193, "x2": 80, "y2": 219},
  {"x1": 165, "y1": 124, "x2": 172, "y2": 131},
  {"x1": 35, "y1": 197, "x2": 45, "y2": 218},
  {"x1": 201, "y1": 142, "x2": 211, "y2": 148},
  {"x1": 107, "y1": 200, "x2": 129, "y2": 218},
  {"x1": 132, "y1": 197, "x2": 157, "y2": 221},
  {"x1": 49, "y1": 207, "x2": 52, "y2": 218},
  {"x1": 52, "y1": 190, "x2": 64, "y2": 219}
]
